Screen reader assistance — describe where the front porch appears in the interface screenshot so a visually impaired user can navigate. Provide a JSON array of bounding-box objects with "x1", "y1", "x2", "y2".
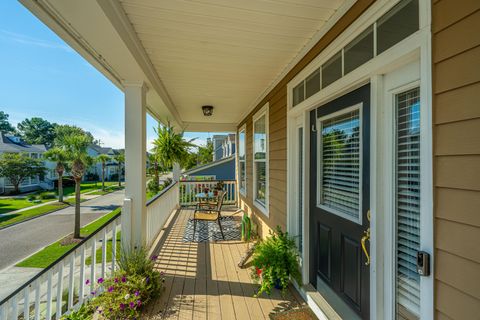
[{"x1": 144, "y1": 208, "x2": 304, "y2": 319}]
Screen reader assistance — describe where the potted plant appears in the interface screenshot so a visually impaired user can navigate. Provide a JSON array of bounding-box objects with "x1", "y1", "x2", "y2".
[{"x1": 251, "y1": 226, "x2": 301, "y2": 296}]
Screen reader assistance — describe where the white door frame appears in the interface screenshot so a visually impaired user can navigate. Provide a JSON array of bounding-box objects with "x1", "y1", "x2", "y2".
[{"x1": 285, "y1": 0, "x2": 433, "y2": 319}]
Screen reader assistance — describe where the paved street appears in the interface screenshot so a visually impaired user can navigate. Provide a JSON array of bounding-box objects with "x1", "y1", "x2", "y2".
[{"x1": 0, "y1": 190, "x2": 125, "y2": 270}]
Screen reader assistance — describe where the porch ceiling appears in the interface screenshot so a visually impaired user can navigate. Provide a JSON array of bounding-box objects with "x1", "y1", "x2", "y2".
[
  {"x1": 21, "y1": 0, "x2": 351, "y2": 131},
  {"x1": 118, "y1": 0, "x2": 349, "y2": 128}
]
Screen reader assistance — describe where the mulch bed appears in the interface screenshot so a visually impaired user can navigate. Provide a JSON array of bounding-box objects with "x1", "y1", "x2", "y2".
[
  {"x1": 59, "y1": 234, "x2": 84, "y2": 246},
  {"x1": 269, "y1": 307, "x2": 318, "y2": 320}
]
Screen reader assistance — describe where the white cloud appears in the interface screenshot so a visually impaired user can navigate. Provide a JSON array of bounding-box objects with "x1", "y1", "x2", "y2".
[{"x1": 0, "y1": 29, "x2": 73, "y2": 53}]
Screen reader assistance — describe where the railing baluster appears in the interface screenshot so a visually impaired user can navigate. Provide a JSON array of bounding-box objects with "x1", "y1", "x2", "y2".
[
  {"x1": 79, "y1": 246, "x2": 86, "y2": 305},
  {"x1": 101, "y1": 228, "x2": 107, "y2": 279},
  {"x1": 34, "y1": 279, "x2": 40, "y2": 320},
  {"x1": 68, "y1": 253, "x2": 74, "y2": 310},
  {"x1": 56, "y1": 261, "x2": 64, "y2": 319},
  {"x1": 23, "y1": 286, "x2": 30, "y2": 320},
  {"x1": 90, "y1": 239, "x2": 96, "y2": 293},
  {"x1": 11, "y1": 295, "x2": 18, "y2": 320},
  {"x1": 111, "y1": 222, "x2": 117, "y2": 275},
  {"x1": 46, "y1": 269, "x2": 53, "y2": 319},
  {"x1": 0, "y1": 302, "x2": 6, "y2": 320}
]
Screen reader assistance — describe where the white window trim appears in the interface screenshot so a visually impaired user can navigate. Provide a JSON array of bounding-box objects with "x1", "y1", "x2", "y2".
[
  {"x1": 252, "y1": 103, "x2": 269, "y2": 216},
  {"x1": 238, "y1": 124, "x2": 247, "y2": 197},
  {"x1": 316, "y1": 103, "x2": 363, "y2": 226}
]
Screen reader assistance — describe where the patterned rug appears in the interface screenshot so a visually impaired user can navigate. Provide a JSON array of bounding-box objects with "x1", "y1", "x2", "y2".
[{"x1": 183, "y1": 216, "x2": 241, "y2": 242}]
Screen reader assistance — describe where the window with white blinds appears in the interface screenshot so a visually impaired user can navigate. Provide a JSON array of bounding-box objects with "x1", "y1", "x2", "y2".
[
  {"x1": 318, "y1": 106, "x2": 361, "y2": 223},
  {"x1": 395, "y1": 87, "x2": 421, "y2": 320}
]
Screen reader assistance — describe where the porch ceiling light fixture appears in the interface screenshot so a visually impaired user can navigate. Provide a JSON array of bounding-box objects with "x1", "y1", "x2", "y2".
[{"x1": 202, "y1": 105, "x2": 214, "y2": 116}]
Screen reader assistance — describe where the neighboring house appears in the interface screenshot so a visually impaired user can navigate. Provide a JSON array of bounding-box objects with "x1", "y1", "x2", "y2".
[
  {"x1": 212, "y1": 134, "x2": 236, "y2": 161},
  {"x1": 185, "y1": 134, "x2": 236, "y2": 181},
  {"x1": 183, "y1": 155, "x2": 235, "y2": 181},
  {"x1": 0, "y1": 133, "x2": 53, "y2": 194},
  {"x1": 86, "y1": 145, "x2": 123, "y2": 181}
]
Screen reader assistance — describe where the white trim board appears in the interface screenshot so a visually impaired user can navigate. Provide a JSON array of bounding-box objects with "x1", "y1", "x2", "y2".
[{"x1": 252, "y1": 103, "x2": 269, "y2": 217}]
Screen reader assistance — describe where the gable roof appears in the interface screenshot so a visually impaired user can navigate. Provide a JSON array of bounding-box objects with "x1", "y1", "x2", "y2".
[
  {"x1": 184, "y1": 155, "x2": 235, "y2": 175},
  {"x1": 89, "y1": 144, "x2": 115, "y2": 155},
  {"x1": 0, "y1": 133, "x2": 47, "y2": 153}
]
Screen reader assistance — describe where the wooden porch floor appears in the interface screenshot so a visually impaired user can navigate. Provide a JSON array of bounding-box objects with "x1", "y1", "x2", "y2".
[{"x1": 143, "y1": 208, "x2": 305, "y2": 320}]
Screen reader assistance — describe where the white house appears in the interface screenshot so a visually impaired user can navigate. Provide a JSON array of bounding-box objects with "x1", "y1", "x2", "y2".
[
  {"x1": 0, "y1": 133, "x2": 54, "y2": 194},
  {"x1": 86, "y1": 144, "x2": 123, "y2": 182}
]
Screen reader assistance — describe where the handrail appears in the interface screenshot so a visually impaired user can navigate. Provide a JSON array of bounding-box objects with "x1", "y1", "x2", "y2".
[
  {"x1": 146, "y1": 180, "x2": 178, "y2": 207},
  {"x1": 0, "y1": 210, "x2": 121, "y2": 307},
  {"x1": 180, "y1": 179, "x2": 236, "y2": 183}
]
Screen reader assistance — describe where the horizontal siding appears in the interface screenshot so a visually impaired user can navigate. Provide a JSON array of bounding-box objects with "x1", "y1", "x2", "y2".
[
  {"x1": 237, "y1": 0, "x2": 375, "y2": 236},
  {"x1": 432, "y1": 0, "x2": 480, "y2": 317}
]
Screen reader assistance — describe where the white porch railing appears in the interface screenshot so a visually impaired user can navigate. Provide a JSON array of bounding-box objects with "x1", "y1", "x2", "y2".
[
  {"x1": 0, "y1": 213, "x2": 121, "y2": 320},
  {"x1": 179, "y1": 179, "x2": 236, "y2": 206},
  {"x1": 145, "y1": 181, "x2": 179, "y2": 247}
]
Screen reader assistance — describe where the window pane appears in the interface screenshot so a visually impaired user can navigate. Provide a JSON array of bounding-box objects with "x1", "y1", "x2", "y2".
[
  {"x1": 306, "y1": 69, "x2": 320, "y2": 99},
  {"x1": 319, "y1": 109, "x2": 361, "y2": 221},
  {"x1": 239, "y1": 131, "x2": 245, "y2": 160},
  {"x1": 321, "y1": 51, "x2": 342, "y2": 89},
  {"x1": 344, "y1": 26, "x2": 374, "y2": 75},
  {"x1": 395, "y1": 87, "x2": 421, "y2": 320},
  {"x1": 240, "y1": 161, "x2": 246, "y2": 191},
  {"x1": 293, "y1": 82, "x2": 305, "y2": 106},
  {"x1": 377, "y1": 0, "x2": 419, "y2": 55},
  {"x1": 254, "y1": 115, "x2": 266, "y2": 160},
  {"x1": 255, "y1": 161, "x2": 266, "y2": 205}
]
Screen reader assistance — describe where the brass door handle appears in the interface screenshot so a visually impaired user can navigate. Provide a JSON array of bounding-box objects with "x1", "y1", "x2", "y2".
[{"x1": 361, "y1": 228, "x2": 370, "y2": 266}]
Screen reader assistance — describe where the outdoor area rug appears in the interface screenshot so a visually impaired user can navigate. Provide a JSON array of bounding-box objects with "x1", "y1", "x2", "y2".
[
  {"x1": 183, "y1": 216, "x2": 241, "y2": 242},
  {"x1": 269, "y1": 307, "x2": 318, "y2": 320}
]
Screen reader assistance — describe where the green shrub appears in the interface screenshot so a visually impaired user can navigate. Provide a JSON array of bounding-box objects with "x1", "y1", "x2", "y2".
[
  {"x1": 147, "y1": 179, "x2": 159, "y2": 195},
  {"x1": 26, "y1": 194, "x2": 37, "y2": 201},
  {"x1": 251, "y1": 226, "x2": 301, "y2": 296},
  {"x1": 40, "y1": 192, "x2": 57, "y2": 200},
  {"x1": 62, "y1": 247, "x2": 164, "y2": 319}
]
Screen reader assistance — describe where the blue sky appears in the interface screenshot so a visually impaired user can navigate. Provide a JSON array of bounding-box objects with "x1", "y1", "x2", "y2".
[{"x1": 0, "y1": 1, "x2": 213, "y2": 150}]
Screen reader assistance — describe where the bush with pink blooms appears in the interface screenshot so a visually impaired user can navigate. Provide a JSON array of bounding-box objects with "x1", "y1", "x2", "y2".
[{"x1": 62, "y1": 248, "x2": 164, "y2": 319}]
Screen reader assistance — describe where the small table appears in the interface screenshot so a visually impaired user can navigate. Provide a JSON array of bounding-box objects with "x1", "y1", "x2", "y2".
[{"x1": 195, "y1": 192, "x2": 216, "y2": 201}]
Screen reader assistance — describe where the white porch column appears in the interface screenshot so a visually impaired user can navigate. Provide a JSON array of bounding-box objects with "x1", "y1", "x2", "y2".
[{"x1": 123, "y1": 82, "x2": 147, "y2": 250}]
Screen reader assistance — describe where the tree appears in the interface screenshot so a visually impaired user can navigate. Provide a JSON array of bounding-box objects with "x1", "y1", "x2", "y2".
[
  {"x1": 0, "y1": 153, "x2": 46, "y2": 194},
  {"x1": 0, "y1": 111, "x2": 16, "y2": 134},
  {"x1": 44, "y1": 148, "x2": 69, "y2": 202},
  {"x1": 54, "y1": 124, "x2": 95, "y2": 148},
  {"x1": 17, "y1": 117, "x2": 56, "y2": 148},
  {"x1": 113, "y1": 151, "x2": 125, "y2": 187},
  {"x1": 152, "y1": 122, "x2": 194, "y2": 170},
  {"x1": 197, "y1": 140, "x2": 213, "y2": 165},
  {"x1": 96, "y1": 154, "x2": 111, "y2": 191},
  {"x1": 64, "y1": 134, "x2": 93, "y2": 239}
]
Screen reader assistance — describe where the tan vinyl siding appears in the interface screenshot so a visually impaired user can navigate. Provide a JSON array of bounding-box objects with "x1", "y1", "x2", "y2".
[
  {"x1": 432, "y1": 0, "x2": 480, "y2": 318},
  {"x1": 237, "y1": 0, "x2": 375, "y2": 236}
]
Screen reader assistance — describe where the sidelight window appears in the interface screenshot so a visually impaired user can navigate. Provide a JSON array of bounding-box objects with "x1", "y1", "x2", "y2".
[
  {"x1": 253, "y1": 105, "x2": 269, "y2": 215},
  {"x1": 395, "y1": 87, "x2": 421, "y2": 319}
]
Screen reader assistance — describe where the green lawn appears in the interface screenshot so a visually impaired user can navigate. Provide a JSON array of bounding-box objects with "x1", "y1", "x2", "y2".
[
  {"x1": 17, "y1": 208, "x2": 122, "y2": 268},
  {"x1": 0, "y1": 202, "x2": 69, "y2": 228},
  {"x1": 62, "y1": 181, "x2": 118, "y2": 196},
  {"x1": 88, "y1": 185, "x2": 124, "y2": 196},
  {"x1": 0, "y1": 198, "x2": 50, "y2": 214}
]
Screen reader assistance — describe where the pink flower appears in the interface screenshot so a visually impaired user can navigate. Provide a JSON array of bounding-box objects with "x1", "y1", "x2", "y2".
[
  {"x1": 119, "y1": 303, "x2": 125, "y2": 310},
  {"x1": 108, "y1": 286, "x2": 114, "y2": 292},
  {"x1": 97, "y1": 277, "x2": 104, "y2": 284},
  {"x1": 129, "y1": 301, "x2": 135, "y2": 309},
  {"x1": 137, "y1": 300, "x2": 142, "y2": 307},
  {"x1": 121, "y1": 275, "x2": 126, "y2": 283},
  {"x1": 85, "y1": 279, "x2": 90, "y2": 285},
  {"x1": 114, "y1": 278, "x2": 119, "y2": 283},
  {"x1": 135, "y1": 290, "x2": 140, "y2": 297}
]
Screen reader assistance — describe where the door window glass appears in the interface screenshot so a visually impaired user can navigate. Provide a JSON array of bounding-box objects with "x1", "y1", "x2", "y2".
[
  {"x1": 318, "y1": 106, "x2": 361, "y2": 223},
  {"x1": 395, "y1": 87, "x2": 421, "y2": 319}
]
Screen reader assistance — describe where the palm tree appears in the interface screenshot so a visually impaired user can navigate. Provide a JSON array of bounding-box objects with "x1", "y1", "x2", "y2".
[
  {"x1": 152, "y1": 122, "x2": 194, "y2": 170},
  {"x1": 64, "y1": 134, "x2": 92, "y2": 239},
  {"x1": 96, "y1": 154, "x2": 111, "y2": 191},
  {"x1": 44, "y1": 148, "x2": 69, "y2": 202},
  {"x1": 113, "y1": 152, "x2": 125, "y2": 187}
]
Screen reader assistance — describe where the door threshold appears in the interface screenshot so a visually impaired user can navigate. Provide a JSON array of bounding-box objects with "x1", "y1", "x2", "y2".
[{"x1": 298, "y1": 278, "x2": 361, "y2": 320}]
